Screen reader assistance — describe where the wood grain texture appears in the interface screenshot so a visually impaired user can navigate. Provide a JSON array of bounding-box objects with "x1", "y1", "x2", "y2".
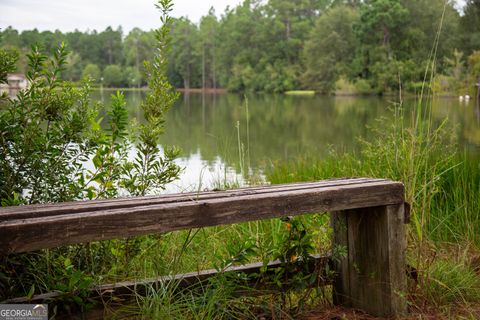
[
  {"x1": 333, "y1": 204, "x2": 407, "y2": 317},
  {"x1": 0, "y1": 179, "x2": 404, "y2": 254},
  {"x1": 0, "y1": 178, "x2": 380, "y2": 220},
  {"x1": 386, "y1": 204, "x2": 408, "y2": 314},
  {"x1": 331, "y1": 211, "x2": 351, "y2": 306}
]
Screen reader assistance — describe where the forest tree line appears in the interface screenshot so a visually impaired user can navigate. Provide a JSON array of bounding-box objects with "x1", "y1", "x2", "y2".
[{"x1": 1, "y1": 0, "x2": 480, "y2": 94}]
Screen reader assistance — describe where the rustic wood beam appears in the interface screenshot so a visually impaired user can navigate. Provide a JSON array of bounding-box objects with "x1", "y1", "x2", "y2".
[
  {"x1": 331, "y1": 204, "x2": 407, "y2": 317},
  {"x1": 0, "y1": 178, "x2": 379, "y2": 220},
  {"x1": 0, "y1": 179, "x2": 404, "y2": 254}
]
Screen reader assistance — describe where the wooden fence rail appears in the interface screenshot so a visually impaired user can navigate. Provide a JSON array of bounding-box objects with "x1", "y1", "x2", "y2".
[{"x1": 0, "y1": 178, "x2": 408, "y2": 317}]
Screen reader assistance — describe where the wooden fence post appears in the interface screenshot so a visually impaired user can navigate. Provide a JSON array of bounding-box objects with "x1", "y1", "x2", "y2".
[{"x1": 331, "y1": 204, "x2": 407, "y2": 317}]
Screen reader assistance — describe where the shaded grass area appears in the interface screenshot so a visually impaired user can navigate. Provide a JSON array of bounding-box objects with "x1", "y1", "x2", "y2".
[{"x1": 1, "y1": 214, "x2": 333, "y2": 318}]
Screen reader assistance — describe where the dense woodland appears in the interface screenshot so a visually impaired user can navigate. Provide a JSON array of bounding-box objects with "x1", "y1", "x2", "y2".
[{"x1": 1, "y1": 0, "x2": 480, "y2": 94}]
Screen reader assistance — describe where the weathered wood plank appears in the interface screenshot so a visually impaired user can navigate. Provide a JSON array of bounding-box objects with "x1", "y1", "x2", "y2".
[
  {"x1": 331, "y1": 211, "x2": 350, "y2": 306},
  {"x1": 3, "y1": 255, "x2": 330, "y2": 304},
  {"x1": 333, "y1": 204, "x2": 407, "y2": 317},
  {"x1": 386, "y1": 204, "x2": 408, "y2": 314},
  {"x1": 0, "y1": 178, "x2": 379, "y2": 221},
  {"x1": 0, "y1": 180, "x2": 404, "y2": 254}
]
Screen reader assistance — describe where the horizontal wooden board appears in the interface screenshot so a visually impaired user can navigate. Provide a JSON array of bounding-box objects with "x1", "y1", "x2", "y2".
[
  {"x1": 0, "y1": 179, "x2": 404, "y2": 254},
  {"x1": 4, "y1": 254, "x2": 330, "y2": 304},
  {"x1": 0, "y1": 178, "x2": 378, "y2": 221}
]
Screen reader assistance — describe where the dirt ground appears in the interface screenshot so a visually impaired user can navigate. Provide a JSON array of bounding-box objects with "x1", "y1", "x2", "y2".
[{"x1": 302, "y1": 304, "x2": 480, "y2": 320}]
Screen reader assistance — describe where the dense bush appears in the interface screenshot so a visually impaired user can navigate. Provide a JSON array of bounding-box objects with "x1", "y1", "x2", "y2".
[{"x1": 0, "y1": 0, "x2": 181, "y2": 304}]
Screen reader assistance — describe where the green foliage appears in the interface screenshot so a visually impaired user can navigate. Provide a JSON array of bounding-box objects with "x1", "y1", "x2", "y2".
[
  {"x1": 63, "y1": 52, "x2": 82, "y2": 81},
  {"x1": 140, "y1": 275, "x2": 255, "y2": 320},
  {"x1": 97, "y1": 26, "x2": 124, "y2": 66},
  {"x1": 0, "y1": 43, "x2": 99, "y2": 204},
  {"x1": 120, "y1": 0, "x2": 182, "y2": 197},
  {"x1": 81, "y1": 63, "x2": 101, "y2": 81},
  {"x1": 444, "y1": 49, "x2": 465, "y2": 81},
  {"x1": 353, "y1": 78, "x2": 372, "y2": 94},
  {"x1": 0, "y1": 46, "x2": 18, "y2": 80},
  {"x1": 459, "y1": 0, "x2": 480, "y2": 55},
  {"x1": 124, "y1": 27, "x2": 156, "y2": 87},
  {"x1": 302, "y1": 5, "x2": 359, "y2": 93},
  {"x1": 198, "y1": 8, "x2": 219, "y2": 89},
  {"x1": 0, "y1": 0, "x2": 180, "y2": 303},
  {"x1": 267, "y1": 216, "x2": 319, "y2": 303},
  {"x1": 214, "y1": 239, "x2": 258, "y2": 272},
  {"x1": 169, "y1": 18, "x2": 200, "y2": 89},
  {"x1": 123, "y1": 66, "x2": 142, "y2": 87},
  {"x1": 468, "y1": 50, "x2": 480, "y2": 80},
  {"x1": 0, "y1": 0, "x2": 473, "y2": 93},
  {"x1": 356, "y1": 0, "x2": 409, "y2": 49},
  {"x1": 103, "y1": 64, "x2": 124, "y2": 87}
]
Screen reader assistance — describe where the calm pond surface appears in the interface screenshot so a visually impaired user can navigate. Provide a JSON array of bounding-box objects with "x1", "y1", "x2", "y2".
[{"x1": 93, "y1": 90, "x2": 480, "y2": 192}]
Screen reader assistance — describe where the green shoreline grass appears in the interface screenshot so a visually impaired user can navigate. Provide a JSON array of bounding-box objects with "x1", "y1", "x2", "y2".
[{"x1": 284, "y1": 90, "x2": 316, "y2": 95}]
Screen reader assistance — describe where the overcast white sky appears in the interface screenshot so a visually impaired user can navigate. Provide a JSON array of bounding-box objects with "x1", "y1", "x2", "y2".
[
  {"x1": 0, "y1": 0, "x2": 467, "y2": 33},
  {"x1": 0, "y1": 0, "x2": 243, "y2": 33}
]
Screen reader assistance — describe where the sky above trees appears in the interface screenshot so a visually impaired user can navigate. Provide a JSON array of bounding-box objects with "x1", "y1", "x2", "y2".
[{"x1": 0, "y1": 0, "x2": 243, "y2": 32}]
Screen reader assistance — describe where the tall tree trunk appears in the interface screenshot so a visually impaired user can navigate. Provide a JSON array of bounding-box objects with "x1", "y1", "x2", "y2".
[
  {"x1": 202, "y1": 44, "x2": 206, "y2": 91},
  {"x1": 184, "y1": 64, "x2": 191, "y2": 90},
  {"x1": 285, "y1": 19, "x2": 291, "y2": 40},
  {"x1": 212, "y1": 40, "x2": 217, "y2": 90},
  {"x1": 135, "y1": 38, "x2": 140, "y2": 88},
  {"x1": 383, "y1": 26, "x2": 392, "y2": 60},
  {"x1": 477, "y1": 77, "x2": 480, "y2": 101},
  {"x1": 108, "y1": 41, "x2": 113, "y2": 65}
]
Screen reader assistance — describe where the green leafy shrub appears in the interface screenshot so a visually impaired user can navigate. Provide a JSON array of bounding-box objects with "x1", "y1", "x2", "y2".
[
  {"x1": 0, "y1": 0, "x2": 181, "y2": 305},
  {"x1": 81, "y1": 63, "x2": 101, "y2": 82},
  {"x1": 103, "y1": 64, "x2": 124, "y2": 87},
  {"x1": 353, "y1": 78, "x2": 372, "y2": 94},
  {"x1": 0, "y1": 43, "x2": 100, "y2": 204}
]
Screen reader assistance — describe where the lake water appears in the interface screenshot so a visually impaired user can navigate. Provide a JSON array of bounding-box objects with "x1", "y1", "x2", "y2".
[{"x1": 93, "y1": 90, "x2": 480, "y2": 193}]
